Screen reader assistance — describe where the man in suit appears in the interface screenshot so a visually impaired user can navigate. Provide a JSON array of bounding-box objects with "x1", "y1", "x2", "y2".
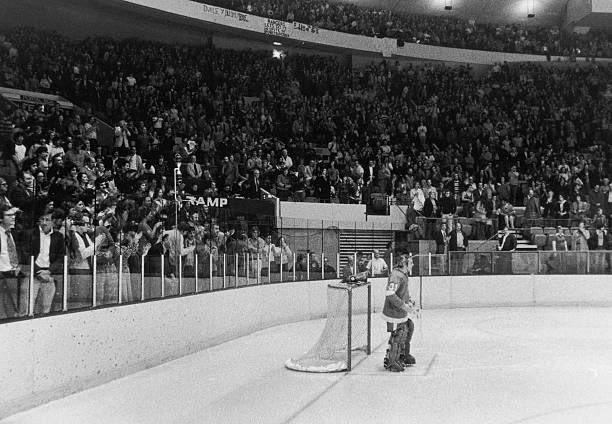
[
  {"x1": 363, "y1": 159, "x2": 378, "y2": 188},
  {"x1": 243, "y1": 169, "x2": 263, "y2": 199},
  {"x1": 422, "y1": 191, "x2": 439, "y2": 240},
  {"x1": 9, "y1": 171, "x2": 37, "y2": 228},
  {"x1": 449, "y1": 222, "x2": 468, "y2": 275},
  {"x1": 434, "y1": 222, "x2": 449, "y2": 255},
  {"x1": 496, "y1": 225, "x2": 517, "y2": 274},
  {"x1": 183, "y1": 154, "x2": 203, "y2": 186},
  {"x1": 18, "y1": 212, "x2": 65, "y2": 315},
  {"x1": 0, "y1": 206, "x2": 24, "y2": 318}
]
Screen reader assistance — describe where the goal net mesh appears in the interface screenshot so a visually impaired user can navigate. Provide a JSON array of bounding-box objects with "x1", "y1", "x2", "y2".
[{"x1": 285, "y1": 282, "x2": 370, "y2": 373}]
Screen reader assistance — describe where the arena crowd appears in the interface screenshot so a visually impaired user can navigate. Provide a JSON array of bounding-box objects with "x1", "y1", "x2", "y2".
[{"x1": 0, "y1": 28, "x2": 611, "y2": 317}]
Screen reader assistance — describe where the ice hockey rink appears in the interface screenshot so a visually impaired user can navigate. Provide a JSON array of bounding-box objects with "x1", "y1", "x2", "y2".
[{"x1": 3, "y1": 307, "x2": 612, "y2": 424}]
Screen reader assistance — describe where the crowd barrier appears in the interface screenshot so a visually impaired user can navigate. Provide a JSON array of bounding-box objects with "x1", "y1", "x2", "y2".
[
  {"x1": 2, "y1": 249, "x2": 610, "y2": 322},
  {"x1": 3, "y1": 270, "x2": 612, "y2": 419}
]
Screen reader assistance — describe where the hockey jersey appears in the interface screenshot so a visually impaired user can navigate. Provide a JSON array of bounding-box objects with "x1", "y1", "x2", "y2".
[{"x1": 382, "y1": 268, "x2": 411, "y2": 323}]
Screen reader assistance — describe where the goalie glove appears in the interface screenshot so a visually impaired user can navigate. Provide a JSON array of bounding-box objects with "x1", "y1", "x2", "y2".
[{"x1": 403, "y1": 299, "x2": 421, "y2": 319}]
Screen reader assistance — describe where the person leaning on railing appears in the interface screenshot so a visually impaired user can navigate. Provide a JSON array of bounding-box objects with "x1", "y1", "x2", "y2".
[
  {"x1": 449, "y1": 222, "x2": 468, "y2": 275},
  {"x1": 573, "y1": 221, "x2": 590, "y2": 274},
  {"x1": 439, "y1": 189, "x2": 456, "y2": 230},
  {"x1": 366, "y1": 249, "x2": 389, "y2": 277},
  {"x1": 18, "y1": 211, "x2": 66, "y2": 315}
]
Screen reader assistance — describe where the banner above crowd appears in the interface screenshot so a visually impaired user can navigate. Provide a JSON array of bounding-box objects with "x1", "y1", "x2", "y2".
[{"x1": 120, "y1": 0, "x2": 571, "y2": 64}]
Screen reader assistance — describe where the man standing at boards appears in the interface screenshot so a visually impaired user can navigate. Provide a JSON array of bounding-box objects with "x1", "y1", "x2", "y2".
[
  {"x1": 497, "y1": 225, "x2": 517, "y2": 274},
  {"x1": 19, "y1": 211, "x2": 65, "y2": 315}
]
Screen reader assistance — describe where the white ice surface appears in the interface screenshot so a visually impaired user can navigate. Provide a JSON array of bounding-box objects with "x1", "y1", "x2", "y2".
[{"x1": 3, "y1": 307, "x2": 612, "y2": 424}]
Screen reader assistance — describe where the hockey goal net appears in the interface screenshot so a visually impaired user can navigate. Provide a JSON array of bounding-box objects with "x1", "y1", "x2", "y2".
[{"x1": 285, "y1": 281, "x2": 371, "y2": 372}]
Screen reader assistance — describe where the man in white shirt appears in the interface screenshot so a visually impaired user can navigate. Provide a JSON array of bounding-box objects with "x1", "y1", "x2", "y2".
[
  {"x1": 417, "y1": 122, "x2": 427, "y2": 145},
  {"x1": 164, "y1": 223, "x2": 195, "y2": 294},
  {"x1": 367, "y1": 249, "x2": 388, "y2": 276},
  {"x1": 127, "y1": 146, "x2": 144, "y2": 179},
  {"x1": 279, "y1": 149, "x2": 293, "y2": 170},
  {"x1": 12, "y1": 133, "x2": 27, "y2": 169},
  {"x1": 19, "y1": 212, "x2": 65, "y2": 315}
]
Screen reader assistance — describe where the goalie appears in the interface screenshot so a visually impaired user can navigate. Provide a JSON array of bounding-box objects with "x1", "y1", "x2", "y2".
[{"x1": 383, "y1": 253, "x2": 417, "y2": 372}]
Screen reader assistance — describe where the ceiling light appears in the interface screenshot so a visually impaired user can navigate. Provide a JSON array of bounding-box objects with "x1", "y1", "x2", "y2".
[{"x1": 273, "y1": 41, "x2": 282, "y2": 46}]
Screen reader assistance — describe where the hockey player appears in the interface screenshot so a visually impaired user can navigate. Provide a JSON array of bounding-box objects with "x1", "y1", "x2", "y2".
[{"x1": 383, "y1": 253, "x2": 417, "y2": 372}]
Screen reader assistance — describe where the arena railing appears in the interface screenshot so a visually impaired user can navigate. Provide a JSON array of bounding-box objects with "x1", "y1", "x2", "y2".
[{"x1": 1, "y1": 247, "x2": 610, "y2": 323}]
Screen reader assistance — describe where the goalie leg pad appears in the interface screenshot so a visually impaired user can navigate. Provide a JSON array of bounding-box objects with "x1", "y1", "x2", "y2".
[
  {"x1": 385, "y1": 326, "x2": 406, "y2": 372},
  {"x1": 399, "y1": 320, "x2": 416, "y2": 366}
]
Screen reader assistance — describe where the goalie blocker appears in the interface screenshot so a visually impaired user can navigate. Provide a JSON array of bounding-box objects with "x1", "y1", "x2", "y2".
[{"x1": 383, "y1": 253, "x2": 417, "y2": 372}]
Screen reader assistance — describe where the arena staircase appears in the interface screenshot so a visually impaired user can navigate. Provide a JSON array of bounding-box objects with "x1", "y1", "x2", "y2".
[
  {"x1": 513, "y1": 229, "x2": 538, "y2": 251},
  {"x1": 338, "y1": 230, "x2": 393, "y2": 268}
]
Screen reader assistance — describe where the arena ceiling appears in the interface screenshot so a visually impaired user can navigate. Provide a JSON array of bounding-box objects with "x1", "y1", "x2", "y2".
[{"x1": 348, "y1": 0, "x2": 568, "y2": 27}]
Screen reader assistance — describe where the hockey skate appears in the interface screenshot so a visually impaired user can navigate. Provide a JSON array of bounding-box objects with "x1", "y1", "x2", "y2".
[
  {"x1": 401, "y1": 343, "x2": 416, "y2": 367},
  {"x1": 401, "y1": 353, "x2": 416, "y2": 367},
  {"x1": 386, "y1": 359, "x2": 405, "y2": 372},
  {"x1": 384, "y1": 350, "x2": 405, "y2": 372}
]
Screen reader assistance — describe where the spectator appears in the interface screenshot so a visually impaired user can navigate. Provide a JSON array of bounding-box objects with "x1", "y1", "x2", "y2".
[
  {"x1": 68, "y1": 212, "x2": 95, "y2": 292},
  {"x1": 274, "y1": 236, "x2": 293, "y2": 273},
  {"x1": 0, "y1": 206, "x2": 23, "y2": 318},
  {"x1": 496, "y1": 225, "x2": 517, "y2": 274},
  {"x1": 19, "y1": 212, "x2": 65, "y2": 315},
  {"x1": 422, "y1": 190, "x2": 439, "y2": 240},
  {"x1": 498, "y1": 200, "x2": 516, "y2": 230},
  {"x1": 367, "y1": 249, "x2": 388, "y2": 277},
  {"x1": 570, "y1": 194, "x2": 589, "y2": 225},
  {"x1": 439, "y1": 189, "x2": 457, "y2": 229},
  {"x1": 0, "y1": 178, "x2": 13, "y2": 209},
  {"x1": 555, "y1": 194, "x2": 571, "y2": 226},
  {"x1": 449, "y1": 221, "x2": 468, "y2": 275},
  {"x1": 524, "y1": 189, "x2": 541, "y2": 226},
  {"x1": 573, "y1": 221, "x2": 590, "y2": 273},
  {"x1": 247, "y1": 226, "x2": 266, "y2": 276}
]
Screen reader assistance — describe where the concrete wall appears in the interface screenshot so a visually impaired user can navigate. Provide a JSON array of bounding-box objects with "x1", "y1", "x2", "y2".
[
  {"x1": 3, "y1": 274, "x2": 612, "y2": 418},
  {"x1": 417, "y1": 275, "x2": 612, "y2": 309},
  {"x1": 278, "y1": 202, "x2": 409, "y2": 230}
]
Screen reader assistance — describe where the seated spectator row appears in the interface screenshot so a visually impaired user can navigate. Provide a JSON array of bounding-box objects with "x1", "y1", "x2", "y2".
[{"x1": 202, "y1": 0, "x2": 612, "y2": 57}]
